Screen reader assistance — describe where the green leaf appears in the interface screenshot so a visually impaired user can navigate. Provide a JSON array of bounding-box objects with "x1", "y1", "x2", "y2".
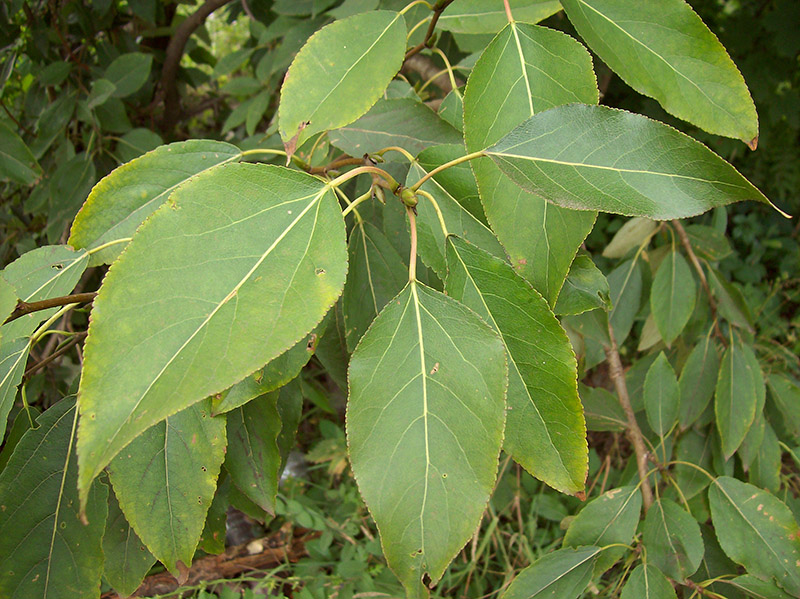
[
  {"x1": 679, "y1": 336, "x2": 720, "y2": 429},
  {"x1": 279, "y1": 11, "x2": 406, "y2": 150},
  {"x1": 651, "y1": 250, "x2": 696, "y2": 345},
  {"x1": 708, "y1": 268, "x2": 754, "y2": 332},
  {"x1": 0, "y1": 407, "x2": 38, "y2": 471},
  {"x1": 417, "y1": 145, "x2": 484, "y2": 223},
  {"x1": 329, "y1": 98, "x2": 462, "y2": 158},
  {"x1": 107, "y1": 400, "x2": 226, "y2": 575},
  {"x1": 684, "y1": 225, "x2": 732, "y2": 262},
  {"x1": 608, "y1": 258, "x2": 643, "y2": 345},
  {"x1": 343, "y1": 221, "x2": 407, "y2": 352},
  {"x1": 87, "y1": 78, "x2": 116, "y2": 109},
  {"x1": 603, "y1": 217, "x2": 658, "y2": 259},
  {"x1": 463, "y1": 23, "x2": 598, "y2": 304},
  {"x1": 644, "y1": 352, "x2": 680, "y2": 437},
  {"x1": 198, "y1": 475, "x2": 229, "y2": 555},
  {"x1": 643, "y1": 497, "x2": 704, "y2": 580},
  {"x1": 620, "y1": 564, "x2": 677, "y2": 599},
  {"x1": 104, "y1": 52, "x2": 153, "y2": 98},
  {"x1": 69, "y1": 140, "x2": 241, "y2": 266},
  {"x1": 708, "y1": 476, "x2": 800, "y2": 597},
  {"x1": 102, "y1": 489, "x2": 156, "y2": 597},
  {"x1": 563, "y1": 486, "x2": 642, "y2": 574},
  {"x1": 276, "y1": 379, "x2": 304, "y2": 467},
  {"x1": 768, "y1": 374, "x2": 800, "y2": 443},
  {"x1": 0, "y1": 337, "x2": 29, "y2": 441},
  {"x1": 408, "y1": 163, "x2": 507, "y2": 280},
  {"x1": 500, "y1": 546, "x2": 601, "y2": 599},
  {"x1": 46, "y1": 153, "x2": 96, "y2": 244},
  {"x1": 579, "y1": 384, "x2": 626, "y2": 432},
  {"x1": 445, "y1": 237, "x2": 586, "y2": 494},
  {"x1": 554, "y1": 254, "x2": 612, "y2": 316},
  {"x1": 225, "y1": 392, "x2": 282, "y2": 513},
  {"x1": 674, "y1": 429, "x2": 714, "y2": 499},
  {"x1": 715, "y1": 340, "x2": 760, "y2": 458},
  {"x1": 347, "y1": 281, "x2": 507, "y2": 597},
  {"x1": 0, "y1": 399, "x2": 108, "y2": 599},
  {"x1": 559, "y1": 0, "x2": 758, "y2": 145},
  {"x1": 0, "y1": 276, "x2": 16, "y2": 341},
  {"x1": 750, "y1": 423, "x2": 781, "y2": 494},
  {"x1": 438, "y1": 0, "x2": 561, "y2": 34},
  {"x1": 77, "y1": 164, "x2": 347, "y2": 508},
  {"x1": 437, "y1": 90, "x2": 464, "y2": 133},
  {"x1": 0, "y1": 121, "x2": 41, "y2": 185},
  {"x1": 727, "y1": 575, "x2": 796, "y2": 599},
  {"x1": 485, "y1": 104, "x2": 777, "y2": 219}
]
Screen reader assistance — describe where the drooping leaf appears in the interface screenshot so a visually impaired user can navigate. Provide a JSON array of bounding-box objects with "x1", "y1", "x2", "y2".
[
  {"x1": 679, "y1": 336, "x2": 720, "y2": 429},
  {"x1": 417, "y1": 144, "x2": 484, "y2": 223},
  {"x1": 643, "y1": 497, "x2": 704, "y2": 580},
  {"x1": 69, "y1": 140, "x2": 241, "y2": 266},
  {"x1": 579, "y1": 384, "x2": 626, "y2": 432},
  {"x1": 279, "y1": 11, "x2": 406, "y2": 150},
  {"x1": 563, "y1": 486, "x2": 642, "y2": 574},
  {"x1": 620, "y1": 564, "x2": 677, "y2": 599},
  {"x1": 438, "y1": 0, "x2": 561, "y2": 33},
  {"x1": 329, "y1": 98, "x2": 461, "y2": 158},
  {"x1": 104, "y1": 52, "x2": 153, "y2": 98},
  {"x1": 500, "y1": 546, "x2": 601, "y2": 599},
  {"x1": 343, "y1": 221, "x2": 407, "y2": 352},
  {"x1": 445, "y1": 237, "x2": 586, "y2": 494},
  {"x1": 0, "y1": 121, "x2": 41, "y2": 185},
  {"x1": 107, "y1": 399, "x2": 226, "y2": 575},
  {"x1": 198, "y1": 474, "x2": 229, "y2": 555},
  {"x1": 715, "y1": 340, "x2": 759, "y2": 458},
  {"x1": 684, "y1": 224, "x2": 733, "y2": 262},
  {"x1": 709, "y1": 476, "x2": 800, "y2": 597},
  {"x1": 0, "y1": 399, "x2": 108, "y2": 599},
  {"x1": 644, "y1": 352, "x2": 681, "y2": 437},
  {"x1": 767, "y1": 374, "x2": 800, "y2": 443},
  {"x1": 607, "y1": 258, "x2": 643, "y2": 345},
  {"x1": 408, "y1": 163, "x2": 507, "y2": 279},
  {"x1": 276, "y1": 378, "x2": 304, "y2": 468},
  {"x1": 46, "y1": 153, "x2": 97, "y2": 244},
  {"x1": 77, "y1": 164, "x2": 347, "y2": 506},
  {"x1": 463, "y1": 23, "x2": 598, "y2": 304},
  {"x1": 347, "y1": 281, "x2": 507, "y2": 597},
  {"x1": 708, "y1": 268, "x2": 755, "y2": 332},
  {"x1": 225, "y1": 392, "x2": 282, "y2": 513},
  {"x1": 674, "y1": 429, "x2": 714, "y2": 499},
  {"x1": 102, "y1": 489, "x2": 156, "y2": 597},
  {"x1": 485, "y1": 104, "x2": 776, "y2": 219},
  {"x1": 750, "y1": 423, "x2": 781, "y2": 493},
  {"x1": 554, "y1": 254, "x2": 611, "y2": 316},
  {"x1": 559, "y1": 0, "x2": 758, "y2": 145},
  {"x1": 651, "y1": 250, "x2": 696, "y2": 345},
  {"x1": 603, "y1": 217, "x2": 658, "y2": 259}
]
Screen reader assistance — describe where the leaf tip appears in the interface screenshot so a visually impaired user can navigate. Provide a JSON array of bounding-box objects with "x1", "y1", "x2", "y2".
[{"x1": 747, "y1": 136, "x2": 758, "y2": 151}]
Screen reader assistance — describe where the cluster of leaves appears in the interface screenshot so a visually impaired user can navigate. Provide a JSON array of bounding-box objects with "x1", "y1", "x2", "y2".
[{"x1": 0, "y1": 1, "x2": 799, "y2": 599}]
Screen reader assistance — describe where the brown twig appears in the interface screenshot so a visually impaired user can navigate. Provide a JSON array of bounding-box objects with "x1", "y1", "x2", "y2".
[
  {"x1": 23, "y1": 332, "x2": 87, "y2": 381},
  {"x1": 402, "y1": 54, "x2": 463, "y2": 94},
  {"x1": 308, "y1": 156, "x2": 366, "y2": 175},
  {"x1": 404, "y1": 0, "x2": 457, "y2": 60},
  {"x1": 4, "y1": 292, "x2": 97, "y2": 324},
  {"x1": 603, "y1": 323, "x2": 653, "y2": 511}
]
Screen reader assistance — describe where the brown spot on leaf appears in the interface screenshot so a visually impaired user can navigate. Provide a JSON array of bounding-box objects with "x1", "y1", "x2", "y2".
[
  {"x1": 429, "y1": 362, "x2": 439, "y2": 375},
  {"x1": 747, "y1": 136, "x2": 758, "y2": 151}
]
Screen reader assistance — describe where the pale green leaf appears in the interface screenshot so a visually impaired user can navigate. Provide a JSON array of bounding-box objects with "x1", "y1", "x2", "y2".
[
  {"x1": 620, "y1": 564, "x2": 677, "y2": 599},
  {"x1": 679, "y1": 336, "x2": 720, "y2": 429},
  {"x1": 651, "y1": 250, "x2": 696, "y2": 345},
  {"x1": 554, "y1": 254, "x2": 611, "y2": 316},
  {"x1": 563, "y1": 486, "x2": 641, "y2": 574},
  {"x1": 445, "y1": 237, "x2": 586, "y2": 494},
  {"x1": 644, "y1": 353, "x2": 680, "y2": 437},
  {"x1": 104, "y1": 52, "x2": 153, "y2": 98},
  {"x1": 347, "y1": 282, "x2": 507, "y2": 597},
  {"x1": 439, "y1": 0, "x2": 561, "y2": 34},
  {"x1": 486, "y1": 104, "x2": 777, "y2": 219},
  {"x1": 684, "y1": 224, "x2": 732, "y2": 262},
  {"x1": 69, "y1": 140, "x2": 241, "y2": 266},
  {"x1": 107, "y1": 400, "x2": 226, "y2": 575},
  {"x1": 643, "y1": 497, "x2": 704, "y2": 580},
  {"x1": 0, "y1": 121, "x2": 41, "y2": 185},
  {"x1": 279, "y1": 11, "x2": 406, "y2": 150},
  {"x1": 463, "y1": 23, "x2": 598, "y2": 304},
  {"x1": 560, "y1": 0, "x2": 758, "y2": 145},
  {"x1": 0, "y1": 400, "x2": 108, "y2": 599},
  {"x1": 500, "y1": 546, "x2": 601, "y2": 599},
  {"x1": 709, "y1": 476, "x2": 800, "y2": 597},
  {"x1": 77, "y1": 164, "x2": 347, "y2": 507},
  {"x1": 225, "y1": 392, "x2": 282, "y2": 513},
  {"x1": 102, "y1": 490, "x2": 156, "y2": 597},
  {"x1": 708, "y1": 268, "x2": 755, "y2": 332},
  {"x1": 715, "y1": 340, "x2": 759, "y2": 458},
  {"x1": 602, "y1": 217, "x2": 657, "y2": 258}
]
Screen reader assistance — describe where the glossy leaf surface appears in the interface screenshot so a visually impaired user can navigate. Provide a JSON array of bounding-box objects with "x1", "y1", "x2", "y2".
[
  {"x1": 347, "y1": 282, "x2": 507, "y2": 597},
  {"x1": 500, "y1": 546, "x2": 601, "y2": 599},
  {"x1": 651, "y1": 250, "x2": 696, "y2": 345}
]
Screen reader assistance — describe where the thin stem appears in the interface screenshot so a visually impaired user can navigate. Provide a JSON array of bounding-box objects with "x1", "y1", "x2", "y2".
[
  {"x1": 87, "y1": 237, "x2": 132, "y2": 255},
  {"x1": 666, "y1": 460, "x2": 717, "y2": 483},
  {"x1": 400, "y1": 0, "x2": 432, "y2": 15},
  {"x1": 431, "y1": 47, "x2": 461, "y2": 98},
  {"x1": 409, "y1": 150, "x2": 484, "y2": 192},
  {"x1": 503, "y1": 0, "x2": 514, "y2": 22},
  {"x1": 341, "y1": 188, "x2": 374, "y2": 218},
  {"x1": 406, "y1": 15, "x2": 431, "y2": 41},
  {"x1": 30, "y1": 304, "x2": 77, "y2": 346},
  {"x1": 376, "y1": 146, "x2": 416, "y2": 162},
  {"x1": 328, "y1": 166, "x2": 399, "y2": 191},
  {"x1": 416, "y1": 189, "x2": 449, "y2": 238},
  {"x1": 404, "y1": 0, "x2": 457, "y2": 60},
  {"x1": 407, "y1": 206, "x2": 418, "y2": 282},
  {"x1": 4, "y1": 293, "x2": 97, "y2": 324},
  {"x1": 309, "y1": 157, "x2": 366, "y2": 175},
  {"x1": 603, "y1": 323, "x2": 654, "y2": 511},
  {"x1": 239, "y1": 148, "x2": 287, "y2": 160},
  {"x1": 24, "y1": 332, "x2": 87, "y2": 380}
]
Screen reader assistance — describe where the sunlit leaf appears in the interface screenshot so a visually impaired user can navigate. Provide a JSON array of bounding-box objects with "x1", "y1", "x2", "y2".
[{"x1": 438, "y1": 0, "x2": 561, "y2": 34}]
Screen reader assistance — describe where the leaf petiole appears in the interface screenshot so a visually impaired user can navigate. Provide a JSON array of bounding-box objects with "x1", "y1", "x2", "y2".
[{"x1": 409, "y1": 150, "x2": 484, "y2": 192}]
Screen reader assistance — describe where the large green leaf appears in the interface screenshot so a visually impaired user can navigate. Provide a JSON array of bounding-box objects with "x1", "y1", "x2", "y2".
[
  {"x1": 104, "y1": 52, "x2": 153, "y2": 98},
  {"x1": 69, "y1": 140, "x2": 241, "y2": 266},
  {"x1": 644, "y1": 353, "x2": 680, "y2": 437},
  {"x1": 438, "y1": 0, "x2": 561, "y2": 33},
  {"x1": 107, "y1": 399, "x2": 226, "y2": 575},
  {"x1": 678, "y1": 336, "x2": 720, "y2": 429},
  {"x1": 620, "y1": 564, "x2": 677, "y2": 599},
  {"x1": 279, "y1": 11, "x2": 406, "y2": 150},
  {"x1": 77, "y1": 164, "x2": 347, "y2": 507},
  {"x1": 343, "y1": 221, "x2": 407, "y2": 352},
  {"x1": 500, "y1": 546, "x2": 602, "y2": 599},
  {"x1": 643, "y1": 497, "x2": 704, "y2": 580},
  {"x1": 463, "y1": 23, "x2": 598, "y2": 304},
  {"x1": 0, "y1": 399, "x2": 108, "y2": 599},
  {"x1": 651, "y1": 250, "x2": 696, "y2": 345},
  {"x1": 486, "y1": 104, "x2": 776, "y2": 219},
  {"x1": 225, "y1": 392, "x2": 282, "y2": 513},
  {"x1": 709, "y1": 477, "x2": 800, "y2": 597},
  {"x1": 102, "y1": 490, "x2": 156, "y2": 597},
  {"x1": 0, "y1": 121, "x2": 41, "y2": 185},
  {"x1": 347, "y1": 281, "x2": 507, "y2": 597},
  {"x1": 445, "y1": 237, "x2": 586, "y2": 494},
  {"x1": 715, "y1": 340, "x2": 760, "y2": 458},
  {"x1": 563, "y1": 486, "x2": 642, "y2": 574},
  {"x1": 560, "y1": 0, "x2": 758, "y2": 145},
  {"x1": 408, "y1": 163, "x2": 507, "y2": 279}
]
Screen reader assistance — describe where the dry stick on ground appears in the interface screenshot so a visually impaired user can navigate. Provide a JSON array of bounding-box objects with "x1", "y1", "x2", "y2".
[{"x1": 603, "y1": 323, "x2": 654, "y2": 511}]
